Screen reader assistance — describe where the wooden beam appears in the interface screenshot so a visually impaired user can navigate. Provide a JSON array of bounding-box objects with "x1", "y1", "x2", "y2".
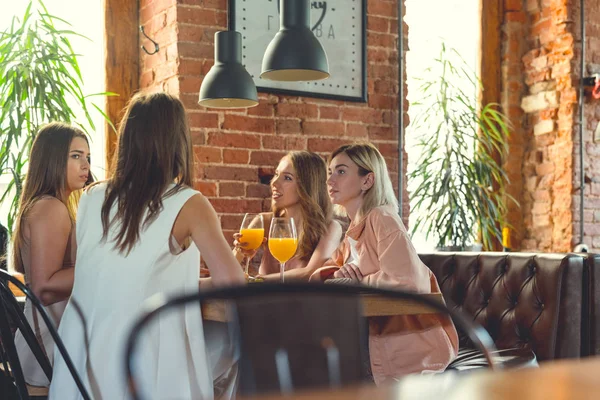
[
  {"x1": 479, "y1": 0, "x2": 504, "y2": 251},
  {"x1": 104, "y1": 0, "x2": 139, "y2": 175},
  {"x1": 479, "y1": 0, "x2": 503, "y2": 108}
]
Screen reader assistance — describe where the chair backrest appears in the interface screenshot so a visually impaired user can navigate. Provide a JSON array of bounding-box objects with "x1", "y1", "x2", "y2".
[
  {"x1": 235, "y1": 293, "x2": 367, "y2": 395},
  {"x1": 0, "y1": 280, "x2": 53, "y2": 399},
  {"x1": 0, "y1": 270, "x2": 91, "y2": 400},
  {"x1": 0, "y1": 223, "x2": 7, "y2": 271},
  {"x1": 577, "y1": 252, "x2": 600, "y2": 357},
  {"x1": 124, "y1": 283, "x2": 497, "y2": 400},
  {"x1": 421, "y1": 252, "x2": 585, "y2": 361}
]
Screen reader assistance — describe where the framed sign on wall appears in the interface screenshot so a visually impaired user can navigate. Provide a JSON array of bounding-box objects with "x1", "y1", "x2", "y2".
[{"x1": 229, "y1": 0, "x2": 367, "y2": 102}]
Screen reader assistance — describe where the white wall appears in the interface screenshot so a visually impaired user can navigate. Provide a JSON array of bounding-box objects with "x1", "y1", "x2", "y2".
[{"x1": 405, "y1": 0, "x2": 480, "y2": 251}]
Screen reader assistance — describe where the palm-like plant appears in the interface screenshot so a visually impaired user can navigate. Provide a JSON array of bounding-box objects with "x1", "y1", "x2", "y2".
[
  {"x1": 408, "y1": 44, "x2": 515, "y2": 250},
  {"x1": 0, "y1": 0, "x2": 113, "y2": 231}
]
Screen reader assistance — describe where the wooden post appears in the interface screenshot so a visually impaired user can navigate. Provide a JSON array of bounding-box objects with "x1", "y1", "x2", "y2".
[
  {"x1": 479, "y1": 0, "x2": 504, "y2": 251},
  {"x1": 104, "y1": 0, "x2": 139, "y2": 175}
]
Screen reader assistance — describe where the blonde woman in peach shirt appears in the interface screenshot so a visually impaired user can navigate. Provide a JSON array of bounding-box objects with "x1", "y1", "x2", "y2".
[{"x1": 310, "y1": 142, "x2": 458, "y2": 385}]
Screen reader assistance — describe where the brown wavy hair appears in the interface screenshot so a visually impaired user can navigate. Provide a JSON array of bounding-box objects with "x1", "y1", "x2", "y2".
[
  {"x1": 273, "y1": 151, "x2": 332, "y2": 261},
  {"x1": 11, "y1": 122, "x2": 92, "y2": 273},
  {"x1": 101, "y1": 92, "x2": 194, "y2": 254}
]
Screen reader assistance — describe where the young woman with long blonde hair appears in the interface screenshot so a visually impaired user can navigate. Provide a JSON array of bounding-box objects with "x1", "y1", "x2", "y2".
[
  {"x1": 12, "y1": 122, "x2": 92, "y2": 386},
  {"x1": 310, "y1": 142, "x2": 458, "y2": 384}
]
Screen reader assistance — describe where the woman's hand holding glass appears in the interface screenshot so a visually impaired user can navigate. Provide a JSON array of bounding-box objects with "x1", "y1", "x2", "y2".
[
  {"x1": 234, "y1": 213, "x2": 265, "y2": 278},
  {"x1": 267, "y1": 217, "x2": 298, "y2": 283}
]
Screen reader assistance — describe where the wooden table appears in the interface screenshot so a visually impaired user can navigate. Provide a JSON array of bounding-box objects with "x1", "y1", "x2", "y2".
[
  {"x1": 201, "y1": 292, "x2": 444, "y2": 322},
  {"x1": 239, "y1": 356, "x2": 600, "y2": 400}
]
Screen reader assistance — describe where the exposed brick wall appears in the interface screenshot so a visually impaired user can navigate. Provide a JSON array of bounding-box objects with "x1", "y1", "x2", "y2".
[
  {"x1": 572, "y1": 0, "x2": 600, "y2": 251},
  {"x1": 138, "y1": 0, "x2": 407, "y2": 240},
  {"x1": 507, "y1": 0, "x2": 576, "y2": 252}
]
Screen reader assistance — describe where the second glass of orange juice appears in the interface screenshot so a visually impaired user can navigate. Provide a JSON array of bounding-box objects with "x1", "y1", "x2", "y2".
[
  {"x1": 268, "y1": 217, "x2": 298, "y2": 283},
  {"x1": 240, "y1": 213, "x2": 265, "y2": 276}
]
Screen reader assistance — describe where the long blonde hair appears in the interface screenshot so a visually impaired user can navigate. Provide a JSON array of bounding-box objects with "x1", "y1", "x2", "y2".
[
  {"x1": 330, "y1": 142, "x2": 398, "y2": 219},
  {"x1": 11, "y1": 122, "x2": 92, "y2": 273},
  {"x1": 272, "y1": 151, "x2": 332, "y2": 261},
  {"x1": 101, "y1": 92, "x2": 194, "y2": 255}
]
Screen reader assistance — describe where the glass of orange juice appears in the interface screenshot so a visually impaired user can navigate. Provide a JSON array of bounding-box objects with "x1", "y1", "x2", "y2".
[
  {"x1": 268, "y1": 217, "x2": 298, "y2": 283},
  {"x1": 240, "y1": 213, "x2": 265, "y2": 277}
]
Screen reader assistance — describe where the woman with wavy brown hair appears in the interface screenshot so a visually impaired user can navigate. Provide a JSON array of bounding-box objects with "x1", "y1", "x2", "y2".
[
  {"x1": 49, "y1": 92, "x2": 245, "y2": 400},
  {"x1": 234, "y1": 151, "x2": 343, "y2": 281},
  {"x1": 11, "y1": 122, "x2": 92, "y2": 387}
]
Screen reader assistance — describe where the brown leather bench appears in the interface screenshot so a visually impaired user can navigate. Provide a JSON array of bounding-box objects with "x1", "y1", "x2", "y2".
[{"x1": 420, "y1": 252, "x2": 585, "y2": 362}]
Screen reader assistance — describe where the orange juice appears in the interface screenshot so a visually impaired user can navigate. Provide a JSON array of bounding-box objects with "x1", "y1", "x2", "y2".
[
  {"x1": 268, "y1": 238, "x2": 298, "y2": 263},
  {"x1": 240, "y1": 228, "x2": 265, "y2": 250}
]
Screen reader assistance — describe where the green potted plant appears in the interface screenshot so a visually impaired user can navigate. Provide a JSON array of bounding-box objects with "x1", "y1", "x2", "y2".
[
  {"x1": 0, "y1": 0, "x2": 113, "y2": 232},
  {"x1": 408, "y1": 44, "x2": 514, "y2": 251}
]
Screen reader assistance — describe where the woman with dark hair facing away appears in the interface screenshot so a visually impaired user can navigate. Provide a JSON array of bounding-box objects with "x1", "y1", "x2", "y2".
[
  {"x1": 11, "y1": 122, "x2": 92, "y2": 387},
  {"x1": 233, "y1": 151, "x2": 343, "y2": 282},
  {"x1": 310, "y1": 142, "x2": 458, "y2": 384},
  {"x1": 49, "y1": 92, "x2": 245, "y2": 399}
]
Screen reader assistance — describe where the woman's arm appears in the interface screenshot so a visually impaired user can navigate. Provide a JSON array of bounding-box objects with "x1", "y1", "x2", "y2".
[
  {"x1": 28, "y1": 198, "x2": 75, "y2": 306},
  {"x1": 260, "y1": 220, "x2": 343, "y2": 282},
  {"x1": 182, "y1": 194, "x2": 245, "y2": 287}
]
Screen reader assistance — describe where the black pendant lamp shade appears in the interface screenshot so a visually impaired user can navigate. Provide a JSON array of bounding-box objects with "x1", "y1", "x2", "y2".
[
  {"x1": 198, "y1": 31, "x2": 258, "y2": 108},
  {"x1": 261, "y1": 0, "x2": 329, "y2": 81}
]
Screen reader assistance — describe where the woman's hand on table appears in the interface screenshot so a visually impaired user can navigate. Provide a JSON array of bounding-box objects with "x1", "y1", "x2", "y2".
[{"x1": 333, "y1": 263, "x2": 363, "y2": 282}]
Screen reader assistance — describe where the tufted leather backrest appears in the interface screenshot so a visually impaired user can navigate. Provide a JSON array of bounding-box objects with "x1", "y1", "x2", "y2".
[
  {"x1": 577, "y1": 252, "x2": 600, "y2": 357},
  {"x1": 419, "y1": 252, "x2": 584, "y2": 361}
]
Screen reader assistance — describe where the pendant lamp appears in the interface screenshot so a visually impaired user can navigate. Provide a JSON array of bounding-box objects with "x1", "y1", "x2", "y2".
[
  {"x1": 198, "y1": 31, "x2": 258, "y2": 108},
  {"x1": 261, "y1": 0, "x2": 329, "y2": 81}
]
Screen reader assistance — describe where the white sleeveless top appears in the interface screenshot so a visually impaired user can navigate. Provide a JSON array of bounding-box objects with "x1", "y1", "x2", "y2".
[{"x1": 49, "y1": 183, "x2": 212, "y2": 400}]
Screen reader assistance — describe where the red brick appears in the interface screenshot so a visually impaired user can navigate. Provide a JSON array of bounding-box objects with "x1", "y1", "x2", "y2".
[
  {"x1": 319, "y1": 106, "x2": 341, "y2": 120},
  {"x1": 369, "y1": 1, "x2": 397, "y2": 18},
  {"x1": 247, "y1": 102, "x2": 275, "y2": 117},
  {"x1": 368, "y1": 32, "x2": 396, "y2": 48},
  {"x1": 220, "y1": 182, "x2": 245, "y2": 197},
  {"x1": 250, "y1": 151, "x2": 287, "y2": 166},
  {"x1": 178, "y1": 59, "x2": 203, "y2": 76},
  {"x1": 178, "y1": 42, "x2": 214, "y2": 60},
  {"x1": 307, "y1": 138, "x2": 349, "y2": 153},
  {"x1": 188, "y1": 111, "x2": 219, "y2": 129},
  {"x1": 276, "y1": 103, "x2": 318, "y2": 119},
  {"x1": 346, "y1": 123, "x2": 368, "y2": 138},
  {"x1": 220, "y1": 214, "x2": 244, "y2": 230},
  {"x1": 194, "y1": 145, "x2": 222, "y2": 163},
  {"x1": 262, "y1": 136, "x2": 285, "y2": 150},
  {"x1": 285, "y1": 137, "x2": 307, "y2": 149},
  {"x1": 367, "y1": 16, "x2": 390, "y2": 33},
  {"x1": 178, "y1": 0, "x2": 226, "y2": 9},
  {"x1": 179, "y1": 75, "x2": 203, "y2": 94},
  {"x1": 193, "y1": 181, "x2": 217, "y2": 196},
  {"x1": 208, "y1": 132, "x2": 261, "y2": 149},
  {"x1": 177, "y1": 23, "x2": 205, "y2": 42},
  {"x1": 368, "y1": 126, "x2": 395, "y2": 141},
  {"x1": 303, "y1": 121, "x2": 345, "y2": 136},
  {"x1": 276, "y1": 119, "x2": 302, "y2": 135},
  {"x1": 177, "y1": 5, "x2": 220, "y2": 25},
  {"x1": 223, "y1": 149, "x2": 249, "y2": 164},
  {"x1": 246, "y1": 183, "x2": 271, "y2": 198},
  {"x1": 222, "y1": 115, "x2": 275, "y2": 134},
  {"x1": 202, "y1": 165, "x2": 257, "y2": 181},
  {"x1": 210, "y1": 198, "x2": 262, "y2": 213},
  {"x1": 342, "y1": 107, "x2": 383, "y2": 124}
]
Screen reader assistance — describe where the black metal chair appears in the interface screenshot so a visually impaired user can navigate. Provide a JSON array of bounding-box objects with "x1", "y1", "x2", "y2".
[
  {"x1": 124, "y1": 283, "x2": 499, "y2": 400},
  {"x1": 0, "y1": 269, "x2": 91, "y2": 400}
]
